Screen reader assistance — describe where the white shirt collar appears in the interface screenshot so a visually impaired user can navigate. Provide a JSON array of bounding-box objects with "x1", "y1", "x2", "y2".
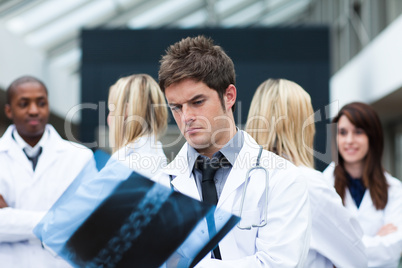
[{"x1": 12, "y1": 127, "x2": 49, "y2": 158}]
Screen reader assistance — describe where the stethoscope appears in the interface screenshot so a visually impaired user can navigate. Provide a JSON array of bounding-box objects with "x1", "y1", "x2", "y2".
[
  {"x1": 237, "y1": 145, "x2": 269, "y2": 230},
  {"x1": 169, "y1": 145, "x2": 269, "y2": 230}
]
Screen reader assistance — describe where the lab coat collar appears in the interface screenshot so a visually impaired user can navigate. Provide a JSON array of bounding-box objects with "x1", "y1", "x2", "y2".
[
  {"x1": 164, "y1": 142, "x2": 191, "y2": 177},
  {"x1": 218, "y1": 132, "x2": 261, "y2": 207},
  {"x1": 164, "y1": 144, "x2": 200, "y2": 200},
  {"x1": 0, "y1": 124, "x2": 68, "y2": 152},
  {"x1": 34, "y1": 125, "x2": 74, "y2": 178},
  {"x1": 0, "y1": 124, "x2": 73, "y2": 176},
  {"x1": 12, "y1": 127, "x2": 48, "y2": 158},
  {"x1": 345, "y1": 187, "x2": 371, "y2": 215}
]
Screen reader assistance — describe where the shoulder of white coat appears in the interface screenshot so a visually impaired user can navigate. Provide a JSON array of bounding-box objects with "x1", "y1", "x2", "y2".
[
  {"x1": 0, "y1": 125, "x2": 15, "y2": 152},
  {"x1": 385, "y1": 172, "x2": 402, "y2": 196},
  {"x1": 127, "y1": 136, "x2": 164, "y2": 153},
  {"x1": 47, "y1": 124, "x2": 93, "y2": 156},
  {"x1": 127, "y1": 137, "x2": 167, "y2": 163},
  {"x1": 112, "y1": 143, "x2": 168, "y2": 177},
  {"x1": 259, "y1": 149, "x2": 306, "y2": 187},
  {"x1": 322, "y1": 162, "x2": 336, "y2": 186},
  {"x1": 60, "y1": 139, "x2": 93, "y2": 156},
  {"x1": 259, "y1": 149, "x2": 295, "y2": 170},
  {"x1": 299, "y1": 166, "x2": 334, "y2": 188},
  {"x1": 385, "y1": 172, "x2": 402, "y2": 186},
  {"x1": 298, "y1": 166, "x2": 343, "y2": 209},
  {"x1": 54, "y1": 139, "x2": 94, "y2": 166},
  {"x1": 298, "y1": 166, "x2": 325, "y2": 185}
]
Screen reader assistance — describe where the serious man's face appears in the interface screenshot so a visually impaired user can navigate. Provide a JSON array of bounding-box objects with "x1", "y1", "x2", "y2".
[
  {"x1": 165, "y1": 79, "x2": 233, "y2": 157},
  {"x1": 5, "y1": 81, "x2": 49, "y2": 144}
]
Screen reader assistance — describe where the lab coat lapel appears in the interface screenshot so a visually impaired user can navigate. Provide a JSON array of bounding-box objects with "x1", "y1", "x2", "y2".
[
  {"x1": 355, "y1": 188, "x2": 372, "y2": 215},
  {"x1": 164, "y1": 143, "x2": 200, "y2": 201},
  {"x1": 34, "y1": 126, "x2": 65, "y2": 179},
  {"x1": 344, "y1": 188, "x2": 360, "y2": 216},
  {"x1": 217, "y1": 132, "x2": 260, "y2": 208},
  {"x1": 0, "y1": 126, "x2": 33, "y2": 174}
]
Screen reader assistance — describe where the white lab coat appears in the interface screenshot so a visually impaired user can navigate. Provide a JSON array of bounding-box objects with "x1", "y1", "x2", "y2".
[
  {"x1": 111, "y1": 135, "x2": 167, "y2": 178},
  {"x1": 154, "y1": 131, "x2": 311, "y2": 268},
  {"x1": 0, "y1": 124, "x2": 95, "y2": 268},
  {"x1": 323, "y1": 163, "x2": 402, "y2": 268},
  {"x1": 300, "y1": 166, "x2": 367, "y2": 268}
]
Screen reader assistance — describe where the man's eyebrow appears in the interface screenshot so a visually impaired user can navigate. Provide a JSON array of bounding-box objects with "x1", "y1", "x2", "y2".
[
  {"x1": 189, "y1": 94, "x2": 205, "y2": 102},
  {"x1": 168, "y1": 94, "x2": 206, "y2": 106},
  {"x1": 18, "y1": 96, "x2": 47, "y2": 100}
]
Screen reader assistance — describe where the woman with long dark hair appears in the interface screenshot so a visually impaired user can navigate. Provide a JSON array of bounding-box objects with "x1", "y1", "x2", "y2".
[{"x1": 323, "y1": 102, "x2": 402, "y2": 267}]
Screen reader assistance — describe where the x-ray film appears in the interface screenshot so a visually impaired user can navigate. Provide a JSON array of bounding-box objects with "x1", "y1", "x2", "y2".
[{"x1": 34, "y1": 151, "x2": 239, "y2": 267}]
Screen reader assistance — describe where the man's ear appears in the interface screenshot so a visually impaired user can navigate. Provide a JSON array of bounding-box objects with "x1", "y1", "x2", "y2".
[
  {"x1": 5, "y1": 104, "x2": 13, "y2": 120},
  {"x1": 224, "y1": 84, "x2": 237, "y2": 112}
]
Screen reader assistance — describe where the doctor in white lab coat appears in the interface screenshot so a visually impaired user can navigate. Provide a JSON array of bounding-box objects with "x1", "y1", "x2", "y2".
[
  {"x1": 324, "y1": 164, "x2": 402, "y2": 268},
  {"x1": 245, "y1": 78, "x2": 367, "y2": 268},
  {"x1": 323, "y1": 102, "x2": 402, "y2": 268},
  {"x1": 158, "y1": 132, "x2": 310, "y2": 267},
  {"x1": 156, "y1": 36, "x2": 311, "y2": 267},
  {"x1": 0, "y1": 76, "x2": 95, "y2": 268}
]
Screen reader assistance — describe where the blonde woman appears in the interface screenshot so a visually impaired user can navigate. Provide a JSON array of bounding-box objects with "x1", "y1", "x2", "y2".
[
  {"x1": 107, "y1": 74, "x2": 168, "y2": 177},
  {"x1": 246, "y1": 78, "x2": 367, "y2": 268}
]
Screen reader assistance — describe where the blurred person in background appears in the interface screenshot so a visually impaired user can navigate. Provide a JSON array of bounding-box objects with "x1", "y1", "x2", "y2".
[
  {"x1": 246, "y1": 78, "x2": 367, "y2": 268},
  {"x1": 323, "y1": 102, "x2": 402, "y2": 268},
  {"x1": 107, "y1": 73, "x2": 168, "y2": 177},
  {"x1": 0, "y1": 75, "x2": 95, "y2": 267}
]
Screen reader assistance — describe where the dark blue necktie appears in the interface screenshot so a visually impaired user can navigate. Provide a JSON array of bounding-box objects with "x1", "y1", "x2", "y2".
[{"x1": 24, "y1": 147, "x2": 42, "y2": 171}]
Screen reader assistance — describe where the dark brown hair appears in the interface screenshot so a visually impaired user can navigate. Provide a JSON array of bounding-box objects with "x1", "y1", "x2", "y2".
[
  {"x1": 158, "y1": 35, "x2": 236, "y2": 111},
  {"x1": 332, "y1": 102, "x2": 388, "y2": 210}
]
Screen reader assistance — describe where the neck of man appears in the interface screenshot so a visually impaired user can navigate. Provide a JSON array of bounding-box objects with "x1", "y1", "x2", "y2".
[{"x1": 22, "y1": 133, "x2": 43, "y2": 148}]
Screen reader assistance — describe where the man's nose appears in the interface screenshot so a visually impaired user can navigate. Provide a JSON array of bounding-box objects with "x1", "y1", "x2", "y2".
[
  {"x1": 28, "y1": 103, "x2": 39, "y2": 115},
  {"x1": 182, "y1": 105, "x2": 195, "y2": 125}
]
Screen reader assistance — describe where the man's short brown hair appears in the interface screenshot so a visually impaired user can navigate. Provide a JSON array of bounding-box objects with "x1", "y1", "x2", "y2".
[{"x1": 158, "y1": 35, "x2": 236, "y2": 111}]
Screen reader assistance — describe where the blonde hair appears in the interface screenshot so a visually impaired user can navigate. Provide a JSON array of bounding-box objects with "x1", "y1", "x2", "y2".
[
  {"x1": 245, "y1": 78, "x2": 315, "y2": 168},
  {"x1": 108, "y1": 74, "x2": 168, "y2": 153}
]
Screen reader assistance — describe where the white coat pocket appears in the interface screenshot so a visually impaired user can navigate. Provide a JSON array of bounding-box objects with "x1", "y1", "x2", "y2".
[{"x1": 231, "y1": 209, "x2": 261, "y2": 255}]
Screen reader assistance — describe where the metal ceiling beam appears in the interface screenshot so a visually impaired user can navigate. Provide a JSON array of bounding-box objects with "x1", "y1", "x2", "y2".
[
  {"x1": 147, "y1": 0, "x2": 206, "y2": 28},
  {"x1": 8, "y1": 0, "x2": 96, "y2": 36},
  {"x1": 205, "y1": 0, "x2": 218, "y2": 26},
  {"x1": 99, "y1": 0, "x2": 169, "y2": 28},
  {"x1": 218, "y1": 0, "x2": 262, "y2": 21},
  {"x1": 47, "y1": 38, "x2": 79, "y2": 58},
  {"x1": 0, "y1": 0, "x2": 45, "y2": 19},
  {"x1": 254, "y1": 0, "x2": 311, "y2": 26},
  {"x1": 24, "y1": 0, "x2": 150, "y2": 50},
  {"x1": 44, "y1": 0, "x2": 165, "y2": 56}
]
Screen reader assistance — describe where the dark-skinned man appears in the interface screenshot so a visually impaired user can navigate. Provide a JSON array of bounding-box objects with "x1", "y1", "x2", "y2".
[{"x1": 0, "y1": 76, "x2": 95, "y2": 267}]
